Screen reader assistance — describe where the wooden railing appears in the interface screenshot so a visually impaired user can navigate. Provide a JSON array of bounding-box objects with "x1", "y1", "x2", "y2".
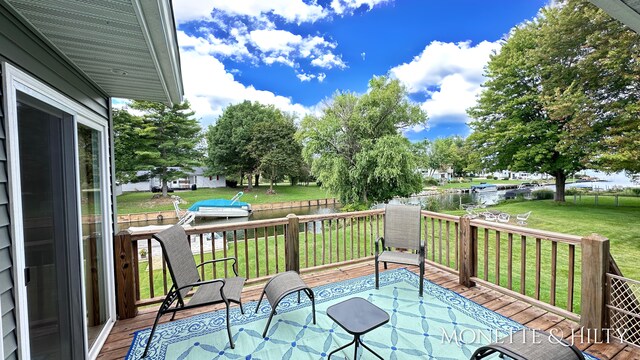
[{"x1": 114, "y1": 209, "x2": 613, "y2": 337}]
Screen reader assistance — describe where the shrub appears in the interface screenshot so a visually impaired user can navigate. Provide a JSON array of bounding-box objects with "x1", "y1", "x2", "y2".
[
  {"x1": 565, "y1": 187, "x2": 582, "y2": 195},
  {"x1": 630, "y1": 188, "x2": 640, "y2": 196},
  {"x1": 421, "y1": 197, "x2": 441, "y2": 212},
  {"x1": 532, "y1": 189, "x2": 554, "y2": 200},
  {"x1": 341, "y1": 203, "x2": 370, "y2": 212},
  {"x1": 424, "y1": 178, "x2": 439, "y2": 186},
  {"x1": 502, "y1": 177, "x2": 509, "y2": 180},
  {"x1": 493, "y1": 176, "x2": 499, "y2": 180},
  {"x1": 225, "y1": 179, "x2": 238, "y2": 188}
]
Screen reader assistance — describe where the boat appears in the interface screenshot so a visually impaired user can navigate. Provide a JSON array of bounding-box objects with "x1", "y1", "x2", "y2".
[
  {"x1": 471, "y1": 183, "x2": 498, "y2": 193},
  {"x1": 187, "y1": 191, "x2": 252, "y2": 218}
]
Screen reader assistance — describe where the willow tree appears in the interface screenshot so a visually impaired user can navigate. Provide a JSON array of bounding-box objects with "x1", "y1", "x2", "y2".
[{"x1": 300, "y1": 76, "x2": 426, "y2": 205}]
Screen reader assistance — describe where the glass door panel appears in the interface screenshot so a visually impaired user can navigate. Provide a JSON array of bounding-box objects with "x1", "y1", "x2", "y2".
[
  {"x1": 77, "y1": 123, "x2": 108, "y2": 349},
  {"x1": 17, "y1": 92, "x2": 78, "y2": 359}
]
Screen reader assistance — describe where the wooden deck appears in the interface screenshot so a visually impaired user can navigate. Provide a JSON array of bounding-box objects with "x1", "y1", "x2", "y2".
[{"x1": 98, "y1": 262, "x2": 640, "y2": 359}]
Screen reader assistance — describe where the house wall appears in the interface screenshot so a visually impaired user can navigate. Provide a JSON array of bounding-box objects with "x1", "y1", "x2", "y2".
[
  {"x1": 195, "y1": 174, "x2": 225, "y2": 188},
  {"x1": 0, "y1": 2, "x2": 111, "y2": 358}
]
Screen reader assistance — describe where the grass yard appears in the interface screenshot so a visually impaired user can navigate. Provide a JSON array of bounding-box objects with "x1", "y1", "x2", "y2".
[
  {"x1": 117, "y1": 184, "x2": 332, "y2": 214},
  {"x1": 440, "y1": 196, "x2": 640, "y2": 313},
  {"x1": 136, "y1": 217, "x2": 378, "y2": 300}
]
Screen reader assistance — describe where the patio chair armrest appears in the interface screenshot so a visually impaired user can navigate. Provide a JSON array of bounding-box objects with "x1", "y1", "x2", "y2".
[
  {"x1": 375, "y1": 237, "x2": 385, "y2": 255},
  {"x1": 196, "y1": 257, "x2": 239, "y2": 276},
  {"x1": 175, "y1": 278, "x2": 226, "y2": 293}
]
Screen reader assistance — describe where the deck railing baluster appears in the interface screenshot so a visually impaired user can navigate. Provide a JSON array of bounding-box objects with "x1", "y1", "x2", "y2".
[
  {"x1": 507, "y1": 233, "x2": 513, "y2": 290},
  {"x1": 244, "y1": 229, "x2": 249, "y2": 279},
  {"x1": 484, "y1": 228, "x2": 489, "y2": 281},
  {"x1": 274, "y1": 225, "x2": 279, "y2": 273},
  {"x1": 567, "y1": 244, "x2": 575, "y2": 312},
  {"x1": 446, "y1": 221, "x2": 450, "y2": 267},
  {"x1": 264, "y1": 227, "x2": 269, "y2": 276},
  {"x1": 550, "y1": 241, "x2": 557, "y2": 306},
  {"x1": 495, "y1": 231, "x2": 501, "y2": 286},
  {"x1": 147, "y1": 239, "x2": 154, "y2": 299},
  {"x1": 520, "y1": 235, "x2": 526, "y2": 294},
  {"x1": 535, "y1": 237, "x2": 542, "y2": 300},
  {"x1": 199, "y1": 234, "x2": 205, "y2": 280},
  {"x1": 304, "y1": 222, "x2": 309, "y2": 268},
  {"x1": 223, "y1": 231, "x2": 228, "y2": 278},
  {"x1": 328, "y1": 219, "x2": 333, "y2": 264},
  {"x1": 254, "y1": 230, "x2": 259, "y2": 278}
]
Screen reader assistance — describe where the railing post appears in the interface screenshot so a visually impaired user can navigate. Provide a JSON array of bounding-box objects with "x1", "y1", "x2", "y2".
[
  {"x1": 459, "y1": 216, "x2": 476, "y2": 287},
  {"x1": 580, "y1": 233, "x2": 609, "y2": 340},
  {"x1": 285, "y1": 214, "x2": 300, "y2": 273},
  {"x1": 114, "y1": 230, "x2": 138, "y2": 319}
]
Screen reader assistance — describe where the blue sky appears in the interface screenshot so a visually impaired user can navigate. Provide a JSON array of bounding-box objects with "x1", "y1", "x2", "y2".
[{"x1": 172, "y1": 0, "x2": 547, "y2": 140}]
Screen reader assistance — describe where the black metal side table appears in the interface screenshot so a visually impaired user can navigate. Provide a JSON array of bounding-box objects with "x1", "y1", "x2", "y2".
[{"x1": 326, "y1": 297, "x2": 389, "y2": 359}]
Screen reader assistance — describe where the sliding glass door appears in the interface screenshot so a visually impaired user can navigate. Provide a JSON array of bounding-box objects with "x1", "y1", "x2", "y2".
[{"x1": 5, "y1": 63, "x2": 115, "y2": 359}]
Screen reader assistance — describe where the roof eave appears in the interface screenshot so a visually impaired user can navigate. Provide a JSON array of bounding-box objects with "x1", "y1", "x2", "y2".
[
  {"x1": 590, "y1": 0, "x2": 640, "y2": 34},
  {"x1": 132, "y1": 0, "x2": 184, "y2": 105}
]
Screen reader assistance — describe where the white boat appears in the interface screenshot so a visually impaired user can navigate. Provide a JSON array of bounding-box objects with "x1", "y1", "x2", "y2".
[
  {"x1": 187, "y1": 192, "x2": 252, "y2": 218},
  {"x1": 471, "y1": 183, "x2": 498, "y2": 193}
]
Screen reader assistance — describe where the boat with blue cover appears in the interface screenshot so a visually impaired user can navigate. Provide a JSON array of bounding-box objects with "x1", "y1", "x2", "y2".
[
  {"x1": 471, "y1": 183, "x2": 498, "y2": 193},
  {"x1": 188, "y1": 192, "x2": 252, "y2": 218}
]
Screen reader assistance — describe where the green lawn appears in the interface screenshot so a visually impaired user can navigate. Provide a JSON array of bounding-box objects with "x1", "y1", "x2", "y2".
[
  {"x1": 117, "y1": 184, "x2": 332, "y2": 214},
  {"x1": 136, "y1": 217, "x2": 378, "y2": 300},
  {"x1": 435, "y1": 196, "x2": 640, "y2": 313}
]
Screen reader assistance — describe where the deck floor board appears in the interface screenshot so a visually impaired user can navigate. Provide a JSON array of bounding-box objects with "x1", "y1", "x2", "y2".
[{"x1": 98, "y1": 262, "x2": 640, "y2": 359}]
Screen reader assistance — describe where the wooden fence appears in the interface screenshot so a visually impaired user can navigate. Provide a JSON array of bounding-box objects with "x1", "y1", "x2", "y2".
[{"x1": 114, "y1": 209, "x2": 618, "y2": 338}]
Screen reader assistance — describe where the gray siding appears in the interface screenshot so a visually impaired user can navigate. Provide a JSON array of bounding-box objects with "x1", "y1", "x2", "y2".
[
  {"x1": 0, "y1": 66, "x2": 17, "y2": 360},
  {"x1": 0, "y1": 2, "x2": 112, "y2": 359}
]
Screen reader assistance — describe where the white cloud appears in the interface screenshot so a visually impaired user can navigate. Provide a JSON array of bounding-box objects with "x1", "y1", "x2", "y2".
[
  {"x1": 249, "y1": 29, "x2": 303, "y2": 53},
  {"x1": 296, "y1": 73, "x2": 315, "y2": 82},
  {"x1": 173, "y1": 0, "x2": 216, "y2": 23},
  {"x1": 208, "y1": 0, "x2": 326, "y2": 24},
  {"x1": 389, "y1": 40, "x2": 500, "y2": 126},
  {"x1": 317, "y1": 73, "x2": 327, "y2": 82},
  {"x1": 178, "y1": 30, "x2": 253, "y2": 60},
  {"x1": 311, "y1": 53, "x2": 347, "y2": 69},
  {"x1": 330, "y1": 0, "x2": 391, "y2": 15},
  {"x1": 180, "y1": 49, "x2": 310, "y2": 124}
]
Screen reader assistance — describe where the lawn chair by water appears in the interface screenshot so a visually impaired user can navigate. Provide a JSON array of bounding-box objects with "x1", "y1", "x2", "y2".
[
  {"x1": 141, "y1": 224, "x2": 246, "y2": 357},
  {"x1": 463, "y1": 205, "x2": 480, "y2": 219},
  {"x1": 471, "y1": 329, "x2": 585, "y2": 360},
  {"x1": 516, "y1": 211, "x2": 532, "y2": 225},
  {"x1": 483, "y1": 212, "x2": 497, "y2": 221},
  {"x1": 497, "y1": 213, "x2": 510, "y2": 223},
  {"x1": 375, "y1": 204, "x2": 425, "y2": 297}
]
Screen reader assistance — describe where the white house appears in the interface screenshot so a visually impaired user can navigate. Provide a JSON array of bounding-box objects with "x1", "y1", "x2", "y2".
[{"x1": 119, "y1": 167, "x2": 226, "y2": 193}]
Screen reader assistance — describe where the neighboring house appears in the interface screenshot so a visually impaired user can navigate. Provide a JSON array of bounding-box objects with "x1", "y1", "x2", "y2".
[
  {"x1": 431, "y1": 167, "x2": 454, "y2": 182},
  {"x1": 0, "y1": 1, "x2": 182, "y2": 359},
  {"x1": 118, "y1": 167, "x2": 226, "y2": 192}
]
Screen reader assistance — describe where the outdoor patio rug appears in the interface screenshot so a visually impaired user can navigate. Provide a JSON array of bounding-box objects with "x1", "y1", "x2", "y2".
[{"x1": 127, "y1": 268, "x2": 597, "y2": 359}]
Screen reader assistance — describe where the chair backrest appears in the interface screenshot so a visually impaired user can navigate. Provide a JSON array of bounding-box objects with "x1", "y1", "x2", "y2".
[
  {"x1": 518, "y1": 211, "x2": 532, "y2": 219},
  {"x1": 153, "y1": 224, "x2": 200, "y2": 301},
  {"x1": 383, "y1": 204, "x2": 421, "y2": 250}
]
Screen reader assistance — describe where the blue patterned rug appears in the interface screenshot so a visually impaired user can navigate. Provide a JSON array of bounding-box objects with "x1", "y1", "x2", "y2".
[{"x1": 127, "y1": 268, "x2": 596, "y2": 359}]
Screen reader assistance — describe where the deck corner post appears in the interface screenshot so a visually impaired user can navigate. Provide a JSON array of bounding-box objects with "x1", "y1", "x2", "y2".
[
  {"x1": 285, "y1": 214, "x2": 300, "y2": 273},
  {"x1": 114, "y1": 230, "x2": 138, "y2": 319},
  {"x1": 459, "y1": 216, "x2": 476, "y2": 288},
  {"x1": 580, "y1": 233, "x2": 609, "y2": 341}
]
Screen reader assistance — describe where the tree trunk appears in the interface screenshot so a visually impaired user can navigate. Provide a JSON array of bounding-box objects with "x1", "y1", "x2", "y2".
[
  {"x1": 162, "y1": 178, "x2": 168, "y2": 197},
  {"x1": 247, "y1": 172, "x2": 253, "y2": 191},
  {"x1": 254, "y1": 174, "x2": 260, "y2": 187},
  {"x1": 554, "y1": 170, "x2": 566, "y2": 202},
  {"x1": 239, "y1": 171, "x2": 244, "y2": 186}
]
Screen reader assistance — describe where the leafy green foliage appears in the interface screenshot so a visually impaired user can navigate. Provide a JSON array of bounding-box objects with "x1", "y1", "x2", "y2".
[
  {"x1": 415, "y1": 136, "x2": 469, "y2": 178},
  {"x1": 114, "y1": 101, "x2": 202, "y2": 196},
  {"x1": 205, "y1": 101, "x2": 303, "y2": 190},
  {"x1": 300, "y1": 76, "x2": 427, "y2": 205},
  {"x1": 249, "y1": 114, "x2": 303, "y2": 191},
  {"x1": 469, "y1": 0, "x2": 640, "y2": 201}
]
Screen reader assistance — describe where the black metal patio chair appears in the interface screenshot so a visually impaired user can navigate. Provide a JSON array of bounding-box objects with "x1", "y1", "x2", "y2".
[
  {"x1": 471, "y1": 329, "x2": 585, "y2": 360},
  {"x1": 141, "y1": 224, "x2": 245, "y2": 358},
  {"x1": 375, "y1": 204, "x2": 425, "y2": 297}
]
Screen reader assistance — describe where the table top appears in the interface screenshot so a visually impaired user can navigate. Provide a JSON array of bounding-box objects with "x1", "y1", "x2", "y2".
[{"x1": 326, "y1": 297, "x2": 389, "y2": 335}]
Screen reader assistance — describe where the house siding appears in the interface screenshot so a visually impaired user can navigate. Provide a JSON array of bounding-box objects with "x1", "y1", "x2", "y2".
[
  {"x1": 0, "y1": 65, "x2": 17, "y2": 360},
  {"x1": 0, "y1": 3, "x2": 111, "y2": 358}
]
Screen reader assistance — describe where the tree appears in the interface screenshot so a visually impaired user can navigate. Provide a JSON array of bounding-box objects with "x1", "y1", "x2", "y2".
[
  {"x1": 113, "y1": 108, "x2": 145, "y2": 183},
  {"x1": 415, "y1": 137, "x2": 467, "y2": 178},
  {"x1": 468, "y1": 6, "x2": 585, "y2": 201},
  {"x1": 300, "y1": 76, "x2": 427, "y2": 205},
  {"x1": 206, "y1": 101, "x2": 281, "y2": 189},
  {"x1": 249, "y1": 114, "x2": 302, "y2": 191},
  {"x1": 469, "y1": 0, "x2": 640, "y2": 201},
  {"x1": 129, "y1": 100, "x2": 202, "y2": 197}
]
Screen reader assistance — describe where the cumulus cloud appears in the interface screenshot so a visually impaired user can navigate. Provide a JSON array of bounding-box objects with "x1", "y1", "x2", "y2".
[
  {"x1": 178, "y1": 0, "x2": 326, "y2": 24},
  {"x1": 311, "y1": 53, "x2": 347, "y2": 69},
  {"x1": 179, "y1": 49, "x2": 310, "y2": 124},
  {"x1": 330, "y1": 0, "x2": 392, "y2": 15},
  {"x1": 389, "y1": 40, "x2": 500, "y2": 128},
  {"x1": 295, "y1": 71, "x2": 327, "y2": 82}
]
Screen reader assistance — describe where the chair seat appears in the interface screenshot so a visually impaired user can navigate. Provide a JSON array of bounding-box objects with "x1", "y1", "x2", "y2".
[
  {"x1": 378, "y1": 251, "x2": 420, "y2": 266},
  {"x1": 188, "y1": 276, "x2": 245, "y2": 306}
]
